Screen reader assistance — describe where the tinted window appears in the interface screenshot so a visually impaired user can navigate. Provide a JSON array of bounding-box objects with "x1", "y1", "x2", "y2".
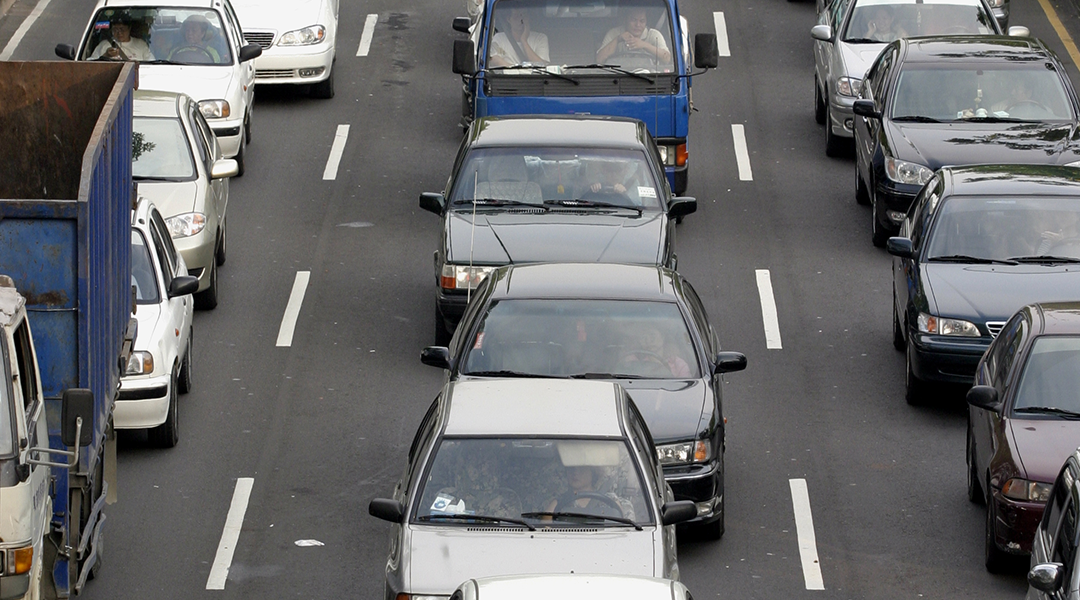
[
  {"x1": 133, "y1": 117, "x2": 195, "y2": 180},
  {"x1": 891, "y1": 65, "x2": 1074, "y2": 121},
  {"x1": 925, "y1": 196, "x2": 1080, "y2": 262},
  {"x1": 1042, "y1": 464, "x2": 1073, "y2": 544},
  {"x1": 1012, "y1": 336, "x2": 1080, "y2": 413},
  {"x1": 1051, "y1": 499, "x2": 1077, "y2": 583},
  {"x1": 842, "y1": 0, "x2": 994, "y2": 41},
  {"x1": 993, "y1": 315, "x2": 1027, "y2": 392},
  {"x1": 132, "y1": 230, "x2": 161, "y2": 304}
]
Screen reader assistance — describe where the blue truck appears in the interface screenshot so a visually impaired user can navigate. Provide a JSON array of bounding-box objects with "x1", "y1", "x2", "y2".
[
  {"x1": 452, "y1": 0, "x2": 718, "y2": 195},
  {"x1": 0, "y1": 61, "x2": 135, "y2": 599}
]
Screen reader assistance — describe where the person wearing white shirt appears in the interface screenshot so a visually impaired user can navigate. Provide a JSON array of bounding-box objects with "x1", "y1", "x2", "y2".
[
  {"x1": 489, "y1": 8, "x2": 549, "y2": 67},
  {"x1": 89, "y1": 16, "x2": 154, "y2": 61},
  {"x1": 596, "y1": 8, "x2": 671, "y2": 66}
]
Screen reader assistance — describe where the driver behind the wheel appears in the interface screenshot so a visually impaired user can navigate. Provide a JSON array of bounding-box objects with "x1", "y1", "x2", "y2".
[
  {"x1": 584, "y1": 159, "x2": 647, "y2": 204},
  {"x1": 543, "y1": 464, "x2": 631, "y2": 520},
  {"x1": 990, "y1": 74, "x2": 1035, "y2": 117},
  {"x1": 618, "y1": 324, "x2": 692, "y2": 378},
  {"x1": 169, "y1": 14, "x2": 221, "y2": 63},
  {"x1": 89, "y1": 14, "x2": 155, "y2": 61},
  {"x1": 596, "y1": 8, "x2": 671, "y2": 66}
]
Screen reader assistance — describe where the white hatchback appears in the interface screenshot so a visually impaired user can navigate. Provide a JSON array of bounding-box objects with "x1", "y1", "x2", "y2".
[{"x1": 231, "y1": 0, "x2": 338, "y2": 98}]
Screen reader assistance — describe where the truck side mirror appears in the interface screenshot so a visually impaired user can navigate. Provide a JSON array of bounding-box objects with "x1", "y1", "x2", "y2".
[
  {"x1": 453, "y1": 39, "x2": 476, "y2": 76},
  {"x1": 420, "y1": 192, "x2": 446, "y2": 215},
  {"x1": 61, "y1": 388, "x2": 94, "y2": 448},
  {"x1": 693, "y1": 34, "x2": 719, "y2": 69},
  {"x1": 238, "y1": 43, "x2": 263, "y2": 63},
  {"x1": 453, "y1": 17, "x2": 471, "y2": 33},
  {"x1": 55, "y1": 44, "x2": 76, "y2": 60},
  {"x1": 668, "y1": 196, "x2": 696, "y2": 219}
]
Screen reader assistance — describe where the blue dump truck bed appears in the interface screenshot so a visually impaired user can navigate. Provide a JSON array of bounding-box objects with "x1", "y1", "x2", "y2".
[{"x1": 0, "y1": 61, "x2": 135, "y2": 596}]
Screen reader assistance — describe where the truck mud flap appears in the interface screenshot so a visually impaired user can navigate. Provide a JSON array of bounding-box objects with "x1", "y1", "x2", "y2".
[{"x1": 73, "y1": 481, "x2": 107, "y2": 594}]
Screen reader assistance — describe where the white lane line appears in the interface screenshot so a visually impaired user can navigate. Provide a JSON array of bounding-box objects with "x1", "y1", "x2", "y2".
[
  {"x1": 755, "y1": 269, "x2": 783, "y2": 350},
  {"x1": 731, "y1": 124, "x2": 753, "y2": 181},
  {"x1": 276, "y1": 271, "x2": 311, "y2": 347},
  {"x1": 713, "y1": 12, "x2": 731, "y2": 57},
  {"x1": 789, "y1": 478, "x2": 825, "y2": 590},
  {"x1": 322, "y1": 125, "x2": 350, "y2": 181},
  {"x1": 0, "y1": 0, "x2": 55, "y2": 60},
  {"x1": 356, "y1": 13, "x2": 379, "y2": 56},
  {"x1": 206, "y1": 477, "x2": 255, "y2": 590}
]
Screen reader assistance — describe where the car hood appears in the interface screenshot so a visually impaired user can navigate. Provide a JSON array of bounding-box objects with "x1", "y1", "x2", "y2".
[
  {"x1": 1008, "y1": 419, "x2": 1080, "y2": 482},
  {"x1": 135, "y1": 181, "x2": 199, "y2": 220},
  {"x1": 923, "y1": 263, "x2": 1080, "y2": 322},
  {"x1": 888, "y1": 121, "x2": 1080, "y2": 169},
  {"x1": 132, "y1": 303, "x2": 164, "y2": 353},
  {"x1": 619, "y1": 379, "x2": 708, "y2": 443},
  {"x1": 446, "y1": 211, "x2": 666, "y2": 266},
  {"x1": 137, "y1": 66, "x2": 234, "y2": 103},
  {"x1": 838, "y1": 41, "x2": 886, "y2": 80},
  {"x1": 404, "y1": 528, "x2": 657, "y2": 594},
  {"x1": 231, "y1": 0, "x2": 326, "y2": 29}
]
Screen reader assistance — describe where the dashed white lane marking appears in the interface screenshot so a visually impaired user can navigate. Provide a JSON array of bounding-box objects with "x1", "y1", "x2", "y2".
[
  {"x1": 276, "y1": 271, "x2": 311, "y2": 347},
  {"x1": 755, "y1": 269, "x2": 782, "y2": 350},
  {"x1": 789, "y1": 478, "x2": 825, "y2": 590},
  {"x1": 357, "y1": 13, "x2": 379, "y2": 56},
  {"x1": 0, "y1": 0, "x2": 55, "y2": 60},
  {"x1": 713, "y1": 12, "x2": 730, "y2": 57},
  {"x1": 322, "y1": 124, "x2": 350, "y2": 181},
  {"x1": 206, "y1": 477, "x2": 254, "y2": 590},
  {"x1": 731, "y1": 124, "x2": 753, "y2": 181}
]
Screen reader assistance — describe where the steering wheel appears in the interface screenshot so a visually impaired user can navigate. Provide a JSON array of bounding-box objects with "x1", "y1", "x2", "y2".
[
  {"x1": 620, "y1": 349, "x2": 667, "y2": 366},
  {"x1": 557, "y1": 492, "x2": 624, "y2": 517},
  {"x1": 171, "y1": 46, "x2": 215, "y2": 64},
  {"x1": 1005, "y1": 99, "x2": 1052, "y2": 117},
  {"x1": 580, "y1": 187, "x2": 633, "y2": 204}
]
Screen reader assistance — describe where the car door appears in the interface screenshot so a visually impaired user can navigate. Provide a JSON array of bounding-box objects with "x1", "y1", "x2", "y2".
[
  {"x1": 148, "y1": 207, "x2": 193, "y2": 365},
  {"x1": 626, "y1": 399, "x2": 677, "y2": 578},
  {"x1": 388, "y1": 397, "x2": 441, "y2": 589},
  {"x1": 855, "y1": 45, "x2": 896, "y2": 180},
  {"x1": 894, "y1": 178, "x2": 937, "y2": 339},
  {"x1": 189, "y1": 101, "x2": 227, "y2": 232},
  {"x1": 972, "y1": 312, "x2": 1028, "y2": 488}
]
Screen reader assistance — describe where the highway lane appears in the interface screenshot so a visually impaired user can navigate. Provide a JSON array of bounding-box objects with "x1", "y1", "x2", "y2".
[{"x1": 3, "y1": 0, "x2": 1076, "y2": 596}]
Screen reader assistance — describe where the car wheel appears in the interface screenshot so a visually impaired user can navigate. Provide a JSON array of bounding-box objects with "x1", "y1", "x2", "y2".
[
  {"x1": 234, "y1": 133, "x2": 247, "y2": 178},
  {"x1": 892, "y1": 293, "x2": 906, "y2": 351},
  {"x1": 905, "y1": 344, "x2": 928, "y2": 405},
  {"x1": 215, "y1": 217, "x2": 226, "y2": 267},
  {"x1": 855, "y1": 164, "x2": 870, "y2": 206},
  {"x1": 244, "y1": 111, "x2": 252, "y2": 144},
  {"x1": 147, "y1": 371, "x2": 179, "y2": 448},
  {"x1": 194, "y1": 261, "x2": 219, "y2": 310},
  {"x1": 311, "y1": 63, "x2": 335, "y2": 99},
  {"x1": 435, "y1": 304, "x2": 452, "y2": 346},
  {"x1": 967, "y1": 425, "x2": 984, "y2": 505},
  {"x1": 984, "y1": 499, "x2": 1008, "y2": 573},
  {"x1": 700, "y1": 511, "x2": 724, "y2": 540},
  {"x1": 814, "y1": 77, "x2": 826, "y2": 125},
  {"x1": 178, "y1": 330, "x2": 193, "y2": 395},
  {"x1": 825, "y1": 105, "x2": 845, "y2": 157},
  {"x1": 872, "y1": 196, "x2": 890, "y2": 248}
]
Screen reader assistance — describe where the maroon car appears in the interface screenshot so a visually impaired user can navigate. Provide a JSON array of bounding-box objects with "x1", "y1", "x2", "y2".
[{"x1": 967, "y1": 302, "x2": 1080, "y2": 572}]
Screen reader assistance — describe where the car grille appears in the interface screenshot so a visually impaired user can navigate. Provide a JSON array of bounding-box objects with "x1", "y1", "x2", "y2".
[
  {"x1": 256, "y1": 69, "x2": 296, "y2": 79},
  {"x1": 244, "y1": 31, "x2": 275, "y2": 49},
  {"x1": 986, "y1": 321, "x2": 1006, "y2": 337}
]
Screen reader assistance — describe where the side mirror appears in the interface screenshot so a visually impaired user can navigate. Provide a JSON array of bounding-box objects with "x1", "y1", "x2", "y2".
[
  {"x1": 810, "y1": 24, "x2": 833, "y2": 42},
  {"x1": 852, "y1": 99, "x2": 881, "y2": 119},
  {"x1": 168, "y1": 275, "x2": 200, "y2": 298},
  {"x1": 1007, "y1": 26, "x2": 1031, "y2": 37},
  {"x1": 661, "y1": 500, "x2": 697, "y2": 526},
  {"x1": 238, "y1": 43, "x2": 263, "y2": 63},
  {"x1": 211, "y1": 158, "x2": 240, "y2": 179},
  {"x1": 967, "y1": 385, "x2": 1002, "y2": 412},
  {"x1": 420, "y1": 192, "x2": 446, "y2": 215},
  {"x1": 55, "y1": 44, "x2": 76, "y2": 60},
  {"x1": 667, "y1": 196, "x2": 696, "y2": 219},
  {"x1": 693, "y1": 34, "x2": 719, "y2": 69},
  {"x1": 421, "y1": 346, "x2": 451, "y2": 369},
  {"x1": 453, "y1": 39, "x2": 476, "y2": 76},
  {"x1": 61, "y1": 388, "x2": 94, "y2": 448},
  {"x1": 1028, "y1": 563, "x2": 1065, "y2": 593},
  {"x1": 453, "y1": 17, "x2": 472, "y2": 33},
  {"x1": 714, "y1": 351, "x2": 747, "y2": 374},
  {"x1": 886, "y1": 237, "x2": 915, "y2": 259},
  {"x1": 369, "y1": 498, "x2": 405, "y2": 523}
]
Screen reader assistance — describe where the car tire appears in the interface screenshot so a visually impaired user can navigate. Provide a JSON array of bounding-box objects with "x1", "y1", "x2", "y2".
[
  {"x1": 967, "y1": 425, "x2": 984, "y2": 505},
  {"x1": 984, "y1": 499, "x2": 1008, "y2": 573},
  {"x1": 700, "y1": 511, "x2": 724, "y2": 541},
  {"x1": 855, "y1": 165, "x2": 870, "y2": 206},
  {"x1": 194, "y1": 261, "x2": 219, "y2": 310},
  {"x1": 825, "y1": 105, "x2": 845, "y2": 157},
  {"x1": 244, "y1": 111, "x2": 252, "y2": 144},
  {"x1": 311, "y1": 63, "x2": 335, "y2": 99},
  {"x1": 215, "y1": 218, "x2": 226, "y2": 267},
  {"x1": 905, "y1": 344, "x2": 928, "y2": 405},
  {"x1": 892, "y1": 294, "x2": 906, "y2": 351},
  {"x1": 814, "y1": 77, "x2": 826, "y2": 125},
  {"x1": 435, "y1": 304, "x2": 452, "y2": 346},
  {"x1": 147, "y1": 372, "x2": 179, "y2": 448},
  {"x1": 872, "y1": 197, "x2": 890, "y2": 248},
  {"x1": 178, "y1": 331, "x2": 193, "y2": 395},
  {"x1": 234, "y1": 133, "x2": 247, "y2": 178}
]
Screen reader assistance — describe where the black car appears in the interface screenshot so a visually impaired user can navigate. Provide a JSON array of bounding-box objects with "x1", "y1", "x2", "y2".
[
  {"x1": 852, "y1": 36, "x2": 1080, "y2": 246},
  {"x1": 420, "y1": 115, "x2": 697, "y2": 343},
  {"x1": 419, "y1": 262, "x2": 747, "y2": 539},
  {"x1": 888, "y1": 165, "x2": 1080, "y2": 403}
]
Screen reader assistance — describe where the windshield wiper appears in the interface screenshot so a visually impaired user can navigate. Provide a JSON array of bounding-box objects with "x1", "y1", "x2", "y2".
[
  {"x1": 417, "y1": 513, "x2": 536, "y2": 530},
  {"x1": 490, "y1": 64, "x2": 579, "y2": 85},
  {"x1": 563, "y1": 63, "x2": 654, "y2": 83},
  {"x1": 520, "y1": 511, "x2": 643, "y2": 530},
  {"x1": 842, "y1": 37, "x2": 880, "y2": 43},
  {"x1": 892, "y1": 115, "x2": 942, "y2": 123},
  {"x1": 1008, "y1": 255, "x2": 1080, "y2": 264},
  {"x1": 453, "y1": 198, "x2": 550, "y2": 211},
  {"x1": 1014, "y1": 406, "x2": 1080, "y2": 419},
  {"x1": 964, "y1": 116, "x2": 1026, "y2": 123},
  {"x1": 545, "y1": 199, "x2": 643, "y2": 215},
  {"x1": 928, "y1": 255, "x2": 1018, "y2": 265},
  {"x1": 568, "y1": 372, "x2": 645, "y2": 380},
  {"x1": 142, "y1": 59, "x2": 181, "y2": 65},
  {"x1": 462, "y1": 369, "x2": 539, "y2": 378}
]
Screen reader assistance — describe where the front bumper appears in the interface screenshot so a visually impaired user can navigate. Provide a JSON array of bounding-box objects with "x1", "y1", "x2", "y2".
[
  {"x1": 908, "y1": 332, "x2": 989, "y2": 385},
  {"x1": 173, "y1": 230, "x2": 216, "y2": 292},
  {"x1": 828, "y1": 95, "x2": 856, "y2": 140},
  {"x1": 253, "y1": 42, "x2": 334, "y2": 85},
  {"x1": 436, "y1": 288, "x2": 470, "y2": 334},
  {"x1": 208, "y1": 117, "x2": 243, "y2": 158},
  {"x1": 989, "y1": 490, "x2": 1044, "y2": 555},
  {"x1": 116, "y1": 373, "x2": 171, "y2": 429},
  {"x1": 0, "y1": 572, "x2": 29, "y2": 600},
  {"x1": 664, "y1": 459, "x2": 722, "y2": 523},
  {"x1": 873, "y1": 179, "x2": 920, "y2": 236}
]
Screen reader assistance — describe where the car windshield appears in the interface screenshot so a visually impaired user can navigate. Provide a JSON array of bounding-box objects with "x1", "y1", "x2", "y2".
[
  {"x1": 133, "y1": 117, "x2": 196, "y2": 180},
  {"x1": 1012, "y1": 336, "x2": 1080, "y2": 414},
  {"x1": 450, "y1": 147, "x2": 662, "y2": 210},
  {"x1": 841, "y1": 0, "x2": 995, "y2": 42},
  {"x1": 414, "y1": 437, "x2": 653, "y2": 527},
  {"x1": 460, "y1": 299, "x2": 701, "y2": 379},
  {"x1": 80, "y1": 7, "x2": 233, "y2": 64},
  {"x1": 486, "y1": 0, "x2": 675, "y2": 73},
  {"x1": 890, "y1": 65, "x2": 1074, "y2": 121},
  {"x1": 925, "y1": 196, "x2": 1080, "y2": 262},
  {"x1": 132, "y1": 230, "x2": 161, "y2": 304}
]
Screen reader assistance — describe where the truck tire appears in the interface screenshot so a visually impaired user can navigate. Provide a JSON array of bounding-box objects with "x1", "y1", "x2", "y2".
[
  {"x1": 148, "y1": 372, "x2": 179, "y2": 448},
  {"x1": 178, "y1": 331, "x2": 193, "y2": 395},
  {"x1": 194, "y1": 262, "x2": 218, "y2": 310}
]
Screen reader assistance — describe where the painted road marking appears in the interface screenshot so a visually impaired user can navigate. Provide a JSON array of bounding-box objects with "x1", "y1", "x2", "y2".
[
  {"x1": 732, "y1": 124, "x2": 753, "y2": 181},
  {"x1": 206, "y1": 477, "x2": 254, "y2": 590},
  {"x1": 1035, "y1": 0, "x2": 1080, "y2": 69},
  {"x1": 713, "y1": 12, "x2": 730, "y2": 57},
  {"x1": 755, "y1": 269, "x2": 782, "y2": 349},
  {"x1": 0, "y1": 0, "x2": 55, "y2": 60},
  {"x1": 357, "y1": 13, "x2": 379, "y2": 57},
  {"x1": 790, "y1": 478, "x2": 825, "y2": 590},
  {"x1": 276, "y1": 271, "x2": 311, "y2": 347},
  {"x1": 322, "y1": 125, "x2": 350, "y2": 181}
]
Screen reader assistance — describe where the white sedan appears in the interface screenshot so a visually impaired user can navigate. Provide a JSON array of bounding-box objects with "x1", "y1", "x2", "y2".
[{"x1": 231, "y1": 0, "x2": 338, "y2": 98}]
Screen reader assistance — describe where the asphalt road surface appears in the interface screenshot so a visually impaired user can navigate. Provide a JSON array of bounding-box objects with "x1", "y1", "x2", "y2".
[{"x1": 5, "y1": 0, "x2": 1080, "y2": 597}]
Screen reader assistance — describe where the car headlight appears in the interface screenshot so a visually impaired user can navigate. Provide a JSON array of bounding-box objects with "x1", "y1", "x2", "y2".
[
  {"x1": 125, "y1": 351, "x2": 154, "y2": 375},
  {"x1": 439, "y1": 264, "x2": 494, "y2": 291},
  {"x1": 885, "y1": 157, "x2": 934, "y2": 186},
  {"x1": 836, "y1": 76, "x2": 862, "y2": 97},
  {"x1": 1001, "y1": 478, "x2": 1052, "y2": 502},
  {"x1": 198, "y1": 100, "x2": 231, "y2": 119},
  {"x1": 165, "y1": 213, "x2": 206, "y2": 238},
  {"x1": 278, "y1": 25, "x2": 326, "y2": 46},
  {"x1": 656, "y1": 441, "x2": 710, "y2": 465},
  {"x1": 917, "y1": 313, "x2": 981, "y2": 337}
]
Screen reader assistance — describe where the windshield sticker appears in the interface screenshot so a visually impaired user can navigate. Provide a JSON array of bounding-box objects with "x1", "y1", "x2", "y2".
[
  {"x1": 474, "y1": 332, "x2": 485, "y2": 349},
  {"x1": 638, "y1": 186, "x2": 657, "y2": 198},
  {"x1": 94, "y1": 21, "x2": 111, "y2": 30},
  {"x1": 431, "y1": 493, "x2": 465, "y2": 514}
]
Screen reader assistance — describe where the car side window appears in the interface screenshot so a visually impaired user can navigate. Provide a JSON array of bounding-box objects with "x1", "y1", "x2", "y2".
[
  {"x1": 408, "y1": 398, "x2": 440, "y2": 465},
  {"x1": 868, "y1": 48, "x2": 895, "y2": 102},
  {"x1": 148, "y1": 209, "x2": 181, "y2": 285},
  {"x1": 222, "y1": 1, "x2": 244, "y2": 51},
  {"x1": 187, "y1": 103, "x2": 211, "y2": 169},
  {"x1": 682, "y1": 282, "x2": 716, "y2": 359},
  {"x1": 1043, "y1": 463, "x2": 1074, "y2": 547},
  {"x1": 991, "y1": 313, "x2": 1028, "y2": 392},
  {"x1": 831, "y1": 0, "x2": 851, "y2": 29},
  {"x1": 193, "y1": 111, "x2": 219, "y2": 161},
  {"x1": 908, "y1": 184, "x2": 938, "y2": 249},
  {"x1": 626, "y1": 400, "x2": 663, "y2": 497},
  {"x1": 1051, "y1": 496, "x2": 1077, "y2": 583}
]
